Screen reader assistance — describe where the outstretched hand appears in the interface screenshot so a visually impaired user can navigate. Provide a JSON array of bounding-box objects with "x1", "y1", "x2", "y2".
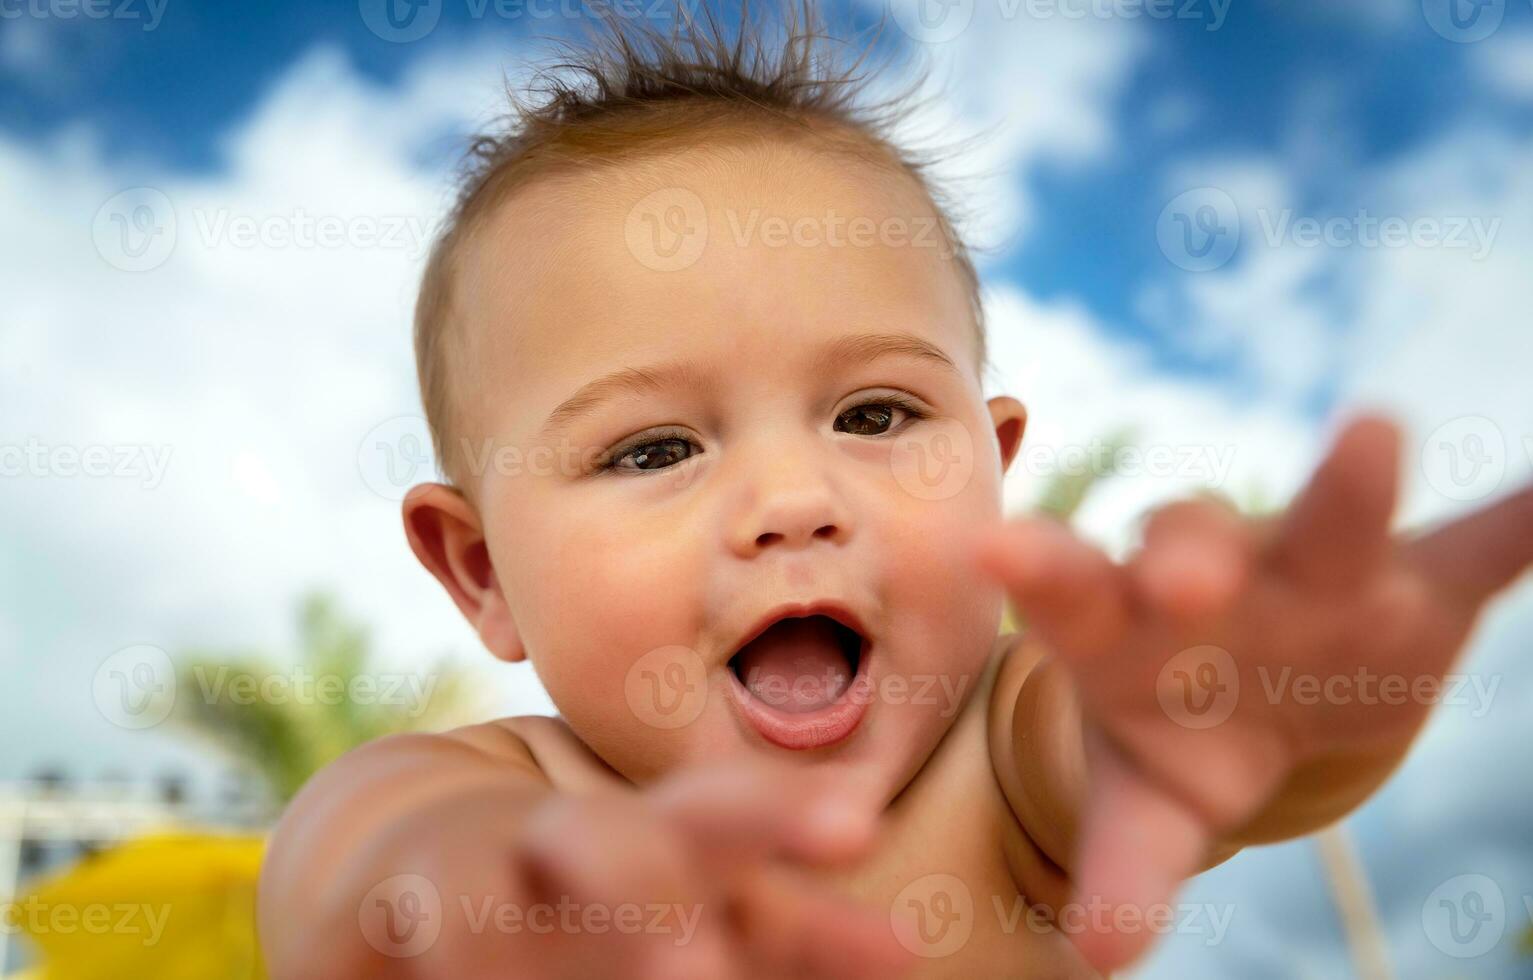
[{"x1": 973, "y1": 415, "x2": 1532, "y2": 972}]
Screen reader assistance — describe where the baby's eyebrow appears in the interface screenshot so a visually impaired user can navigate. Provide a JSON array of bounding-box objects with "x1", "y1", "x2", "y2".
[
  {"x1": 539, "y1": 364, "x2": 702, "y2": 441},
  {"x1": 538, "y1": 332, "x2": 959, "y2": 440},
  {"x1": 813, "y1": 332, "x2": 959, "y2": 377}
]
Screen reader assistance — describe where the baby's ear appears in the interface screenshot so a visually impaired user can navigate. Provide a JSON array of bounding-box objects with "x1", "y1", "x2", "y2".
[
  {"x1": 402, "y1": 484, "x2": 526, "y2": 663},
  {"x1": 987, "y1": 396, "x2": 1027, "y2": 474}
]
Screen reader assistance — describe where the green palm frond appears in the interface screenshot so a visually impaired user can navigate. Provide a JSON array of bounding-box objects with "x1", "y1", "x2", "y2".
[
  {"x1": 1033, "y1": 428, "x2": 1134, "y2": 523},
  {"x1": 170, "y1": 591, "x2": 489, "y2": 803}
]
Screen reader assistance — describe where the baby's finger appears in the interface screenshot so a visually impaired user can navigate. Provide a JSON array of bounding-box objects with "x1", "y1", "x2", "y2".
[
  {"x1": 1066, "y1": 729, "x2": 1208, "y2": 974},
  {"x1": 1129, "y1": 499, "x2": 1253, "y2": 625},
  {"x1": 514, "y1": 796, "x2": 737, "y2": 980},
  {"x1": 1271, "y1": 415, "x2": 1400, "y2": 592},
  {"x1": 972, "y1": 517, "x2": 1130, "y2": 662},
  {"x1": 651, "y1": 761, "x2": 877, "y2": 873},
  {"x1": 1405, "y1": 484, "x2": 1533, "y2": 606},
  {"x1": 519, "y1": 794, "x2": 697, "y2": 907},
  {"x1": 734, "y1": 863, "x2": 913, "y2": 980}
]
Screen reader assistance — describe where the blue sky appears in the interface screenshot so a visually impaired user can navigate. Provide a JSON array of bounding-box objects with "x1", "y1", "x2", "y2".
[
  {"x1": 6, "y1": 0, "x2": 1530, "y2": 387},
  {"x1": 3, "y1": 0, "x2": 1533, "y2": 976}
]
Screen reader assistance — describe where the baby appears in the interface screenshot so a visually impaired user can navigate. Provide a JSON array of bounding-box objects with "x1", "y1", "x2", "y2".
[{"x1": 257, "y1": 5, "x2": 1533, "y2": 978}]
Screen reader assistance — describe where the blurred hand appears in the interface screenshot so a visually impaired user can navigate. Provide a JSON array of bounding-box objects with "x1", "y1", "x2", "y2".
[
  {"x1": 973, "y1": 415, "x2": 1532, "y2": 972},
  {"x1": 395, "y1": 760, "x2": 911, "y2": 980}
]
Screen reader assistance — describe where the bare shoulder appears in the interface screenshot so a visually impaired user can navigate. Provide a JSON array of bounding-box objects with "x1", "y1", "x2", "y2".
[
  {"x1": 984, "y1": 630, "x2": 1085, "y2": 909},
  {"x1": 446, "y1": 715, "x2": 625, "y2": 792}
]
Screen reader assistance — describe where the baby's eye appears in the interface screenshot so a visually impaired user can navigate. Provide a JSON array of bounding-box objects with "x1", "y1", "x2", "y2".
[
  {"x1": 609, "y1": 436, "x2": 698, "y2": 471},
  {"x1": 835, "y1": 398, "x2": 924, "y2": 436}
]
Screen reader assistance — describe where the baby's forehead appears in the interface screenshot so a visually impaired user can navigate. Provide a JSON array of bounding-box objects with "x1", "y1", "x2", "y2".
[{"x1": 449, "y1": 141, "x2": 977, "y2": 417}]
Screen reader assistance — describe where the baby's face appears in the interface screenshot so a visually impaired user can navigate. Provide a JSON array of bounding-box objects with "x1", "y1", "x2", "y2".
[{"x1": 450, "y1": 141, "x2": 1022, "y2": 803}]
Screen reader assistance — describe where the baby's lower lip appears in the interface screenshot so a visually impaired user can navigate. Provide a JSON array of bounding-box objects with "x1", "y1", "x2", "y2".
[{"x1": 727, "y1": 650, "x2": 872, "y2": 750}]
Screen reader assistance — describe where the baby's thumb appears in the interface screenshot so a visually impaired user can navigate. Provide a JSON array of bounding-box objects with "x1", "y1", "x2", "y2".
[
  {"x1": 1066, "y1": 730, "x2": 1209, "y2": 973},
  {"x1": 652, "y1": 761, "x2": 877, "y2": 873}
]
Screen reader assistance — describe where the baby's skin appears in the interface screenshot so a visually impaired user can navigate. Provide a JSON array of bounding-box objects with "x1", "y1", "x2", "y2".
[{"x1": 258, "y1": 139, "x2": 1533, "y2": 979}]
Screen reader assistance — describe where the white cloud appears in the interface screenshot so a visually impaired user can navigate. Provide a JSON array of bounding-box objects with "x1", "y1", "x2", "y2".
[
  {"x1": 982, "y1": 285, "x2": 1318, "y2": 555},
  {"x1": 1328, "y1": 123, "x2": 1533, "y2": 527},
  {"x1": 1141, "y1": 122, "x2": 1533, "y2": 529},
  {"x1": 1478, "y1": 31, "x2": 1533, "y2": 99},
  {"x1": 873, "y1": 0, "x2": 1148, "y2": 255},
  {"x1": 0, "y1": 39, "x2": 559, "y2": 781}
]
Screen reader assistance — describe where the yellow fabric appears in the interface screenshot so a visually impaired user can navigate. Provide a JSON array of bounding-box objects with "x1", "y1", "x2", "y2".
[{"x1": 13, "y1": 832, "x2": 268, "y2": 980}]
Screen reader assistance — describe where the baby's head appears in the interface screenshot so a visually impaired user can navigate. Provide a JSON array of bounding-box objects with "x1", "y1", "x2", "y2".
[{"x1": 403, "y1": 3, "x2": 1026, "y2": 805}]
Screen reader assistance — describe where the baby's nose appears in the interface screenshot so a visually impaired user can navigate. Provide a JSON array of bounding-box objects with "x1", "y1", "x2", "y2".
[{"x1": 731, "y1": 486, "x2": 850, "y2": 558}]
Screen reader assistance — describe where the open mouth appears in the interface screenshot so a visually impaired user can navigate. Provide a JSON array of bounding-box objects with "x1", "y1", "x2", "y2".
[{"x1": 727, "y1": 611, "x2": 871, "y2": 749}]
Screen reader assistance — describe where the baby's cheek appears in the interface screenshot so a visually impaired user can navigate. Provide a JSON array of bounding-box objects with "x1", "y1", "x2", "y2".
[
  {"x1": 518, "y1": 516, "x2": 706, "y2": 720},
  {"x1": 879, "y1": 489, "x2": 1004, "y2": 672}
]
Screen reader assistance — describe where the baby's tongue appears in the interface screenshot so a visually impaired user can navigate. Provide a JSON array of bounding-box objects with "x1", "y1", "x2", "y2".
[{"x1": 733, "y1": 617, "x2": 852, "y2": 713}]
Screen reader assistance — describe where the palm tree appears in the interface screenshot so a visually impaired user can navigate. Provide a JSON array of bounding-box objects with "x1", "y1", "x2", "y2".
[
  {"x1": 171, "y1": 591, "x2": 491, "y2": 806},
  {"x1": 5, "y1": 593, "x2": 493, "y2": 980}
]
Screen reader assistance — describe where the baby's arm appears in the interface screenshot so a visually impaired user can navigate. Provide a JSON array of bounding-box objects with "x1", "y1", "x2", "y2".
[
  {"x1": 258, "y1": 725, "x2": 549, "y2": 978},
  {"x1": 257, "y1": 722, "x2": 908, "y2": 980}
]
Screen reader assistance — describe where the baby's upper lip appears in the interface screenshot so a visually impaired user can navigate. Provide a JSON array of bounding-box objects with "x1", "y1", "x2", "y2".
[{"x1": 728, "y1": 600, "x2": 871, "y2": 660}]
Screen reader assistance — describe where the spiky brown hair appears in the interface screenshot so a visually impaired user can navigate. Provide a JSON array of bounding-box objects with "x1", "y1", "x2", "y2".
[{"x1": 415, "y1": 0, "x2": 984, "y2": 493}]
